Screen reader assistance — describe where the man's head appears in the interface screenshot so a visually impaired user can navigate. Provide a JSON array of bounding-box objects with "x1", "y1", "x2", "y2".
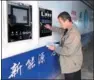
[{"x1": 58, "y1": 11, "x2": 72, "y2": 29}]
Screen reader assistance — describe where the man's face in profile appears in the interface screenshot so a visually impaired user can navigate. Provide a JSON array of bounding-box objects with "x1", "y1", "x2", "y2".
[{"x1": 58, "y1": 17, "x2": 69, "y2": 29}]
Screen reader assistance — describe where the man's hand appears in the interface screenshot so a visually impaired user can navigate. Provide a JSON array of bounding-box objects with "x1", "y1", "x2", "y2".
[
  {"x1": 44, "y1": 24, "x2": 52, "y2": 30},
  {"x1": 48, "y1": 45, "x2": 55, "y2": 51}
]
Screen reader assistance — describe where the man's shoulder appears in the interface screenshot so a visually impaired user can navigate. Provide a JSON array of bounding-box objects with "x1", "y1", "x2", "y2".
[{"x1": 72, "y1": 24, "x2": 80, "y2": 34}]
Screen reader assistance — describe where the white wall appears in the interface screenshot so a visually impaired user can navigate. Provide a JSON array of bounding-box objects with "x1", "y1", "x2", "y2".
[
  {"x1": 2, "y1": 1, "x2": 39, "y2": 59},
  {"x1": 72, "y1": 1, "x2": 93, "y2": 34},
  {"x1": 2, "y1": 1, "x2": 73, "y2": 59},
  {"x1": 2, "y1": 1, "x2": 93, "y2": 59}
]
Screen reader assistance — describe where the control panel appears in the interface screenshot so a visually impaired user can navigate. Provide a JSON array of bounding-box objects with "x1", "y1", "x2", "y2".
[
  {"x1": 39, "y1": 8, "x2": 52, "y2": 37},
  {"x1": 8, "y1": 2, "x2": 32, "y2": 42}
]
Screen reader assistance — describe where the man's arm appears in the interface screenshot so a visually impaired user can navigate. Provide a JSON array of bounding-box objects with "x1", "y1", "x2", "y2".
[
  {"x1": 51, "y1": 27, "x2": 65, "y2": 34},
  {"x1": 45, "y1": 24, "x2": 64, "y2": 34}
]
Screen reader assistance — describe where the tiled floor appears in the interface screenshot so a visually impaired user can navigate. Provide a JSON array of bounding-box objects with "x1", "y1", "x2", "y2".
[{"x1": 56, "y1": 40, "x2": 94, "y2": 80}]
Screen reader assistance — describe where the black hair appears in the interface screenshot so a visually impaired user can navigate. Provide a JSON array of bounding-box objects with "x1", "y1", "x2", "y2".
[{"x1": 58, "y1": 11, "x2": 72, "y2": 22}]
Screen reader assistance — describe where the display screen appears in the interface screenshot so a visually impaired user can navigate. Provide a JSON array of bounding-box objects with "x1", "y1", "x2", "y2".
[
  {"x1": 11, "y1": 6, "x2": 29, "y2": 25},
  {"x1": 39, "y1": 8, "x2": 52, "y2": 37},
  {"x1": 8, "y1": 3, "x2": 32, "y2": 42},
  {"x1": 13, "y1": 8, "x2": 28, "y2": 24}
]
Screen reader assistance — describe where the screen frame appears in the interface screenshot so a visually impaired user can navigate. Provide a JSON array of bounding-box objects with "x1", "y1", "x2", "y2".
[
  {"x1": 39, "y1": 8, "x2": 52, "y2": 37},
  {"x1": 11, "y1": 5, "x2": 29, "y2": 25}
]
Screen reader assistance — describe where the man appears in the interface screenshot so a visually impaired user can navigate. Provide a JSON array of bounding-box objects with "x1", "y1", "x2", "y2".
[{"x1": 45, "y1": 12, "x2": 83, "y2": 80}]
